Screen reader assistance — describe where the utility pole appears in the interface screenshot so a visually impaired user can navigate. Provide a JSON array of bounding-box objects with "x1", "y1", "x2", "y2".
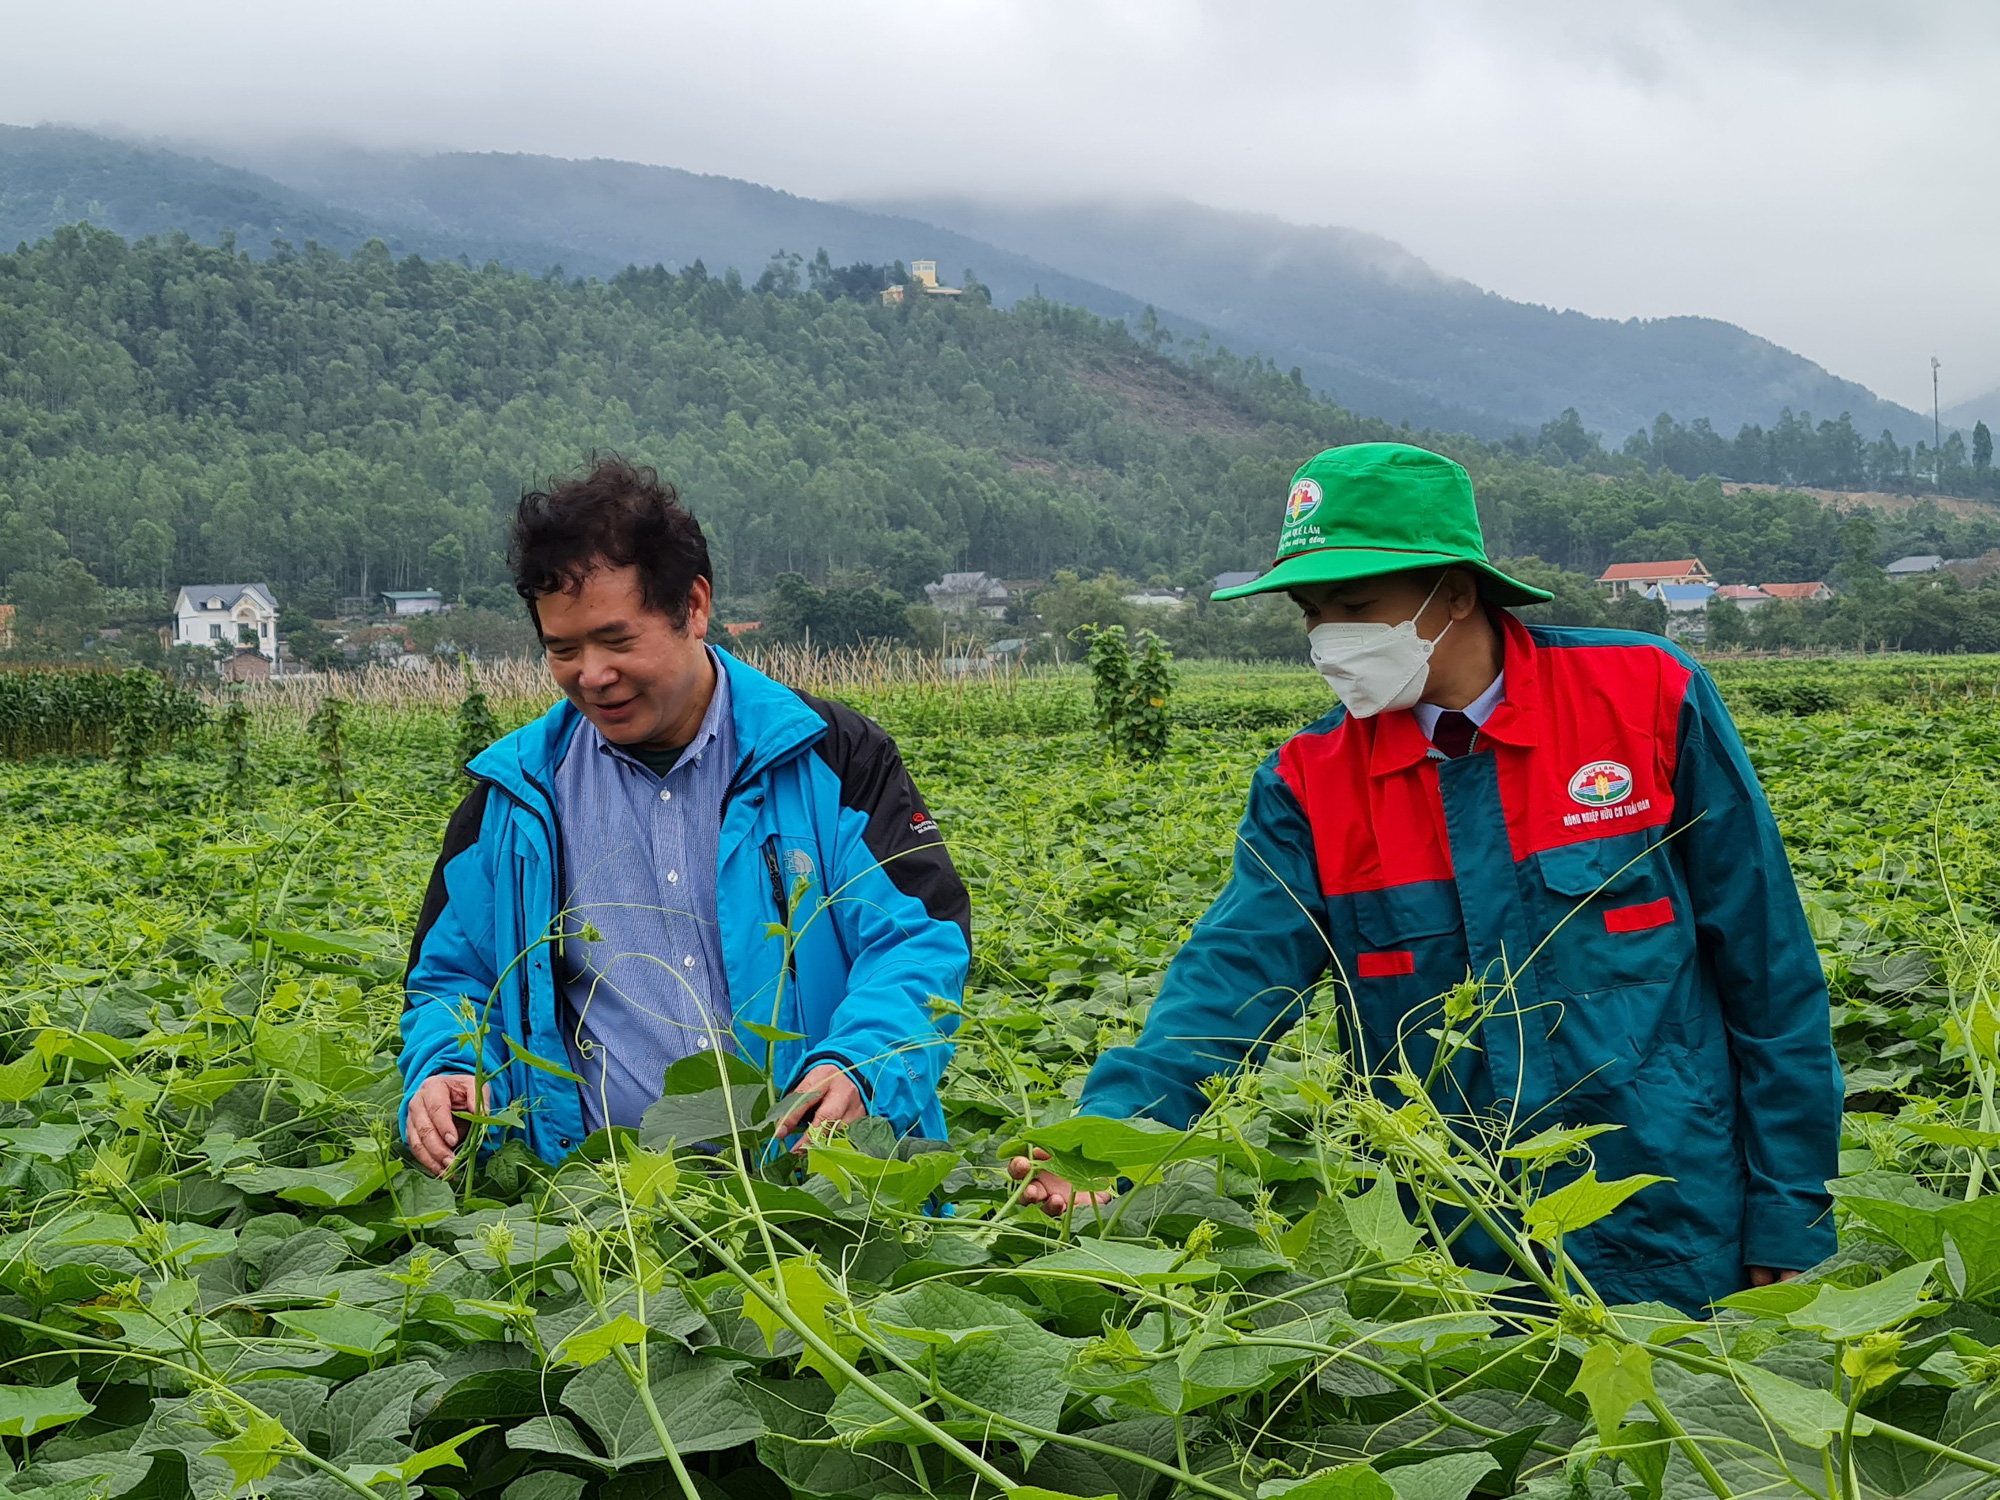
[{"x1": 1933, "y1": 355, "x2": 1943, "y2": 467}]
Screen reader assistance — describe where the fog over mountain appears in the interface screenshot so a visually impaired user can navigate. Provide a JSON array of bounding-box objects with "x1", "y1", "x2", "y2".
[{"x1": 0, "y1": 124, "x2": 1939, "y2": 445}]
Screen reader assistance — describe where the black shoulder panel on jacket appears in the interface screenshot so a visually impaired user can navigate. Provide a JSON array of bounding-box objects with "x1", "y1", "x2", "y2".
[
  {"x1": 797, "y1": 690, "x2": 972, "y2": 944},
  {"x1": 405, "y1": 781, "x2": 493, "y2": 1001}
]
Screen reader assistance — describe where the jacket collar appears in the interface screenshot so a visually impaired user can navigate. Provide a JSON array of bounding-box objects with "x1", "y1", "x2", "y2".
[
  {"x1": 466, "y1": 646, "x2": 827, "y2": 812},
  {"x1": 1367, "y1": 609, "x2": 1540, "y2": 777}
]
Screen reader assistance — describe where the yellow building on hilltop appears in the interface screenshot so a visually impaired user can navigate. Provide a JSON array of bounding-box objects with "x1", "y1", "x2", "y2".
[{"x1": 881, "y1": 259, "x2": 965, "y2": 306}]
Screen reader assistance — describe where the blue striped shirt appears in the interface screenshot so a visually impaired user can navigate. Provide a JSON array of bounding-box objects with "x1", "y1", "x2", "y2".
[{"x1": 554, "y1": 653, "x2": 736, "y2": 1132}]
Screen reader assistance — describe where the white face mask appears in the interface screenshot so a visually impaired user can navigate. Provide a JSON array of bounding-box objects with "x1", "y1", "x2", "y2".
[{"x1": 1307, "y1": 576, "x2": 1452, "y2": 718}]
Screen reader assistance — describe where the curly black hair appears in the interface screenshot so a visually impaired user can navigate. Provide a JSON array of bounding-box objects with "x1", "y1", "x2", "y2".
[{"x1": 509, "y1": 455, "x2": 711, "y2": 629}]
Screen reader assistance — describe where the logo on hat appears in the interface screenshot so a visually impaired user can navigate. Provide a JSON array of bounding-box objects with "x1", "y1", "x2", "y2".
[
  {"x1": 1285, "y1": 477, "x2": 1323, "y2": 524},
  {"x1": 1567, "y1": 760, "x2": 1633, "y2": 808}
]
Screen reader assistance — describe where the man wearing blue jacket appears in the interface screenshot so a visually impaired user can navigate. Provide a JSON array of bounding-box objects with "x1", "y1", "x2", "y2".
[{"x1": 401, "y1": 457, "x2": 970, "y2": 1174}]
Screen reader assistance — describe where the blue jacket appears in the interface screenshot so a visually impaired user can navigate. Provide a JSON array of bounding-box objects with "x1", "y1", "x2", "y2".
[
  {"x1": 1080, "y1": 616, "x2": 1842, "y2": 1311},
  {"x1": 400, "y1": 652, "x2": 970, "y2": 1161}
]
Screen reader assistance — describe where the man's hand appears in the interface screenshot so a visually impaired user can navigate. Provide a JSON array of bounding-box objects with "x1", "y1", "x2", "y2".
[
  {"x1": 1747, "y1": 1266, "x2": 1802, "y2": 1287},
  {"x1": 1007, "y1": 1147, "x2": 1116, "y2": 1217},
  {"x1": 405, "y1": 1073, "x2": 492, "y2": 1177},
  {"x1": 773, "y1": 1063, "x2": 867, "y2": 1152}
]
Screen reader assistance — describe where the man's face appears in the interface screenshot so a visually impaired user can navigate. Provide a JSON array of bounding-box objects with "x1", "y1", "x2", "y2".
[
  {"x1": 1288, "y1": 569, "x2": 1452, "y2": 632},
  {"x1": 535, "y1": 564, "x2": 713, "y2": 747}
]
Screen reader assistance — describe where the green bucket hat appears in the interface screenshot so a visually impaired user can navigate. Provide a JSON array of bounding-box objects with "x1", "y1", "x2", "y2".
[{"x1": 1211, "y1": 442, "x2": 1551, "y2": 606}]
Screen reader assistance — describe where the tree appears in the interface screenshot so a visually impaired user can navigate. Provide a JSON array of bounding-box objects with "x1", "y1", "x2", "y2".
[
  {"x1": 1704, "y1": 596, "x2": 1750, "y2": 650},
  {"x1": 428, "y1": 534, "x2": 467, "y2": 601},
  {"x1": 1975, "y1": 420, "x2": 1993, "y2": 476},
  {"x1": 7, "y1": 558, "x2": 106, "y2": 655},
  {"x1": 120, "y1": 519, "x2": 175, "y2": 591}
]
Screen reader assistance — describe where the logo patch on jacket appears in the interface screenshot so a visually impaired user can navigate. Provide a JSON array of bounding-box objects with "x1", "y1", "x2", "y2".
[
  {"x1": 788, "y1": 848, "x2": 815, "y2": 878},
  {"x1": 909, "y1": 812, "x2": 939, "y2": 836},
  {"x1": 1568, "y1": 760, "x2": 1634, "y2": 808}
]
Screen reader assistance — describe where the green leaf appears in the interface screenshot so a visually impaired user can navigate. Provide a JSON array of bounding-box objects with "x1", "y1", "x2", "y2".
[
  {"x1": 1345, "y1": 1173, "x2": 1422, "y2": 1263},
  {"x1": 1833, "y1": 1181, "x2": 2000, "y2": 1301},
  {"x1": 342, "y1": 1425, "x2": 489, "y2": 1486},
  {"x1": 869, "y1": 1281, "x2": 1080, "y2": 1461},
  {"x1": 554, "y1": 1312, "x2": 650, "y2": 1367},
  {"x1": 1717, "y1": 1280, "x2": 1824, "y2": 1318},
  {"x1": 1018, "y1": 1240, "x2": 1222, "y2": 1287},
  {"x1": 1498, "y1": 1122, "x2": 1622, "y2": 1164},
  {"x1": 0, "y1": 1378, "x2": 95, "y2": 1437},
  {"x1": 1522, "y1": 1171, "x2": 1672, "y2": 1243},
  {"x1": 1018, "y1": 1115, "x2": 1191, "y2": 1192},
  {"x1": 0, "y1": 1053, "x2": 50, "y2": 1103},
  {"x1": 227, "y1": 1150, "x2": 393, "y2": 1207},
  {"x1": 638, "y1": 1066, "x2": 770, "y2": 1149},
  {"x1": 503, "y1": 1475, "x2": 589, "y2": 1500},
  {"x1": 505, "y1": 1034, "x2": 585, "y2": 1084},
  {"x1": 1567, "y1": 1342, "x2": 1657, "y2": 1442},
  {"x1": 743, "y1": 1257, "x2": 861, "y2": 1387},
  {"x1": 740, "y1": 1020, "x2": 808, "y2": 1044},
  {"x1": 1257, "y1": 1465, "x2": 1396, "y2": 1500},
  {"x1": 273, "y1": 1304, "x2": 396, "y2": 1357},
  {"x1": 1008, "y1": 1489, "x2": 1114, "y2": 1500},
  {"x1": 1383, "y1": 1452, "x2": 1501, "y2": 1500},
  {"x1": 202, "y1": 1413, "x2": 293, "y2": 1486},
  {"x1": 1786, "y1": 1261, "x2": 1941, "y2": 1340},
  {"x1": 1733, "y1": 1361, "x2": 1875, "y2": 1449},
  {"x1": 807, "y1": 1140, "x2": 957, "y2": 1210},
  {"x1": 0, "y1": 1123, "x2": 87, "y2": 1159},
  {"x1": 554, "y1": 1352, "x2": 765, "y2": 1468}
]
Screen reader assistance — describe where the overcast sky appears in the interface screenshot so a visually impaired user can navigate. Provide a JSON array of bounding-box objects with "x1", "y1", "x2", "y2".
[{"x1": 6, "y1": 0, "x2": 1993, "y2": 410}]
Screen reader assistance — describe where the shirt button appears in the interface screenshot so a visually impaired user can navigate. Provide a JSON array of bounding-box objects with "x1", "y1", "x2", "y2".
[
  {"x1": 683, "y1": 955, "x2": 696, "y2": 968},
  {"x1": 658, "y1": 788, "x2": 672, "y2": 803},
  {"x1": 697, "y1": 1037, "x2": 711, "y2": 1051},
  {"x1": 667, "y1": 871, "x2": 679, "y2": 884}
]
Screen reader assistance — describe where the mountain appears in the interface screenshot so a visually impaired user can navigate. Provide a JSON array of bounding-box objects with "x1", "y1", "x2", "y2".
[
  {"x1": 0, "y1": 126, "x2": 1932, "y2": 447},
  {"x1": 0, "y1": 125, "x2": 569, "y2": 268},
  {"x1": 226, "y1": 146, "x2": 1127, "y2": 302},
  {"x1": 859, "y1": 195, "x2": 1936, "y2": 446},
  {"x1": 1943, "y1": 388, "x2": 1999, "y2": 433}
]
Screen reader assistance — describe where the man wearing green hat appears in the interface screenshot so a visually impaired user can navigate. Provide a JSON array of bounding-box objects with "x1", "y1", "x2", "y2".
[{"x1": 1012, "y1": 442, "x2": 1840, "y2": 1312}]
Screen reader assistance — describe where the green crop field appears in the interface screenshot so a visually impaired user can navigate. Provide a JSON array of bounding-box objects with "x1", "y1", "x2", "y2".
[{"x1": 2, "y1": 656, "x2": 2000, "y2": 1500}]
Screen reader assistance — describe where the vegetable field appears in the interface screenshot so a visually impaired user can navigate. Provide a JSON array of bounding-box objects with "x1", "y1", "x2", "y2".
[{"x1": 4, "y1": 659, "x2": 2000, "y2": 1500}]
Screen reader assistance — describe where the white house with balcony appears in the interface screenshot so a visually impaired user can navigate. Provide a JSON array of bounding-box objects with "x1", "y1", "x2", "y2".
[{"x1": 174, "y1": 583, "x2": 280, "y2": 661}]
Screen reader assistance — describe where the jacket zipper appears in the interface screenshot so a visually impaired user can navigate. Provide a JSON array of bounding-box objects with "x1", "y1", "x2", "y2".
[{"x1": 762, "y1": 835, "x2": 801, "y2": 985}]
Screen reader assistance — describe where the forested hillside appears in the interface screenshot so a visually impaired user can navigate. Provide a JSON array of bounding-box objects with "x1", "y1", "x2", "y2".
[{"x1": 1, "y1": 224, "x2": 1995, "y2": 625}]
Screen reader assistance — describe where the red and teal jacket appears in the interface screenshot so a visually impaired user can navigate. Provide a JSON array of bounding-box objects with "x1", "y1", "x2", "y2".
[{"x1": 1078, "y1": 613, "x2": 1841, "y2": 1311}]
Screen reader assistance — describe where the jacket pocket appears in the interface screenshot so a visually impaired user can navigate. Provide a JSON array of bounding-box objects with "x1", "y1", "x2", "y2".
[
  {"x1": 1345, "y1": 883, "x2": 1466, "y2": 1068},
  {"x1": 1537, "y1": 836, "x2": 1686, "y2": 996}
]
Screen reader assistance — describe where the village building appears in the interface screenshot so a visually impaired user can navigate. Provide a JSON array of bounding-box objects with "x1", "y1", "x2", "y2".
[
  {"x1": 221, "y1": 649, "x2": 273, "y2": 683},
  {"x1": 0, "y1": 604, "x2": 13, "y2": 649},
  {"x1": 173, "y1": 583, "x2": 279, "y2": 661},
  {"x1": 380, "y1": 589, "x2": 446, "y2": 616},
  {"x1": 1714, "y1": 584, "x2": 1775, "y2": 610},
  {"x1": 880, "y1": 260, "x2": 965, "y2": 307},
  {"x1": 924, "y1": 572, "x2": 1011, "y2": 618},
  {"x1": 1598, "y1": 558, "x2": 1712, "y2": 598},
  {"x1": 1886, "y1": 555, "x2": 1944, "y2": 578},
  {"x1": 1209, "y1": 570, "x2": 1261, "y2": 595},
  {"x1": 1123, "y1": 587, "x2": 1186, "y2": 608},
  {"x1": 1759, "y1": 581, "x2": 1833, "y2": 603}
]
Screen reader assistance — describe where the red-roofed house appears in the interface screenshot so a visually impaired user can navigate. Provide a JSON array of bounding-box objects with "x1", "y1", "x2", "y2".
[
  {"x1": 1598, "y1": 558, "x2": 1712, "y2": 598},
  {"x1": 1714, "y1": 585, "x2": 1774, "y2": 610},
  {"x1": 1758, "y1": 581, "x2": 1833, "y2": 603}
]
